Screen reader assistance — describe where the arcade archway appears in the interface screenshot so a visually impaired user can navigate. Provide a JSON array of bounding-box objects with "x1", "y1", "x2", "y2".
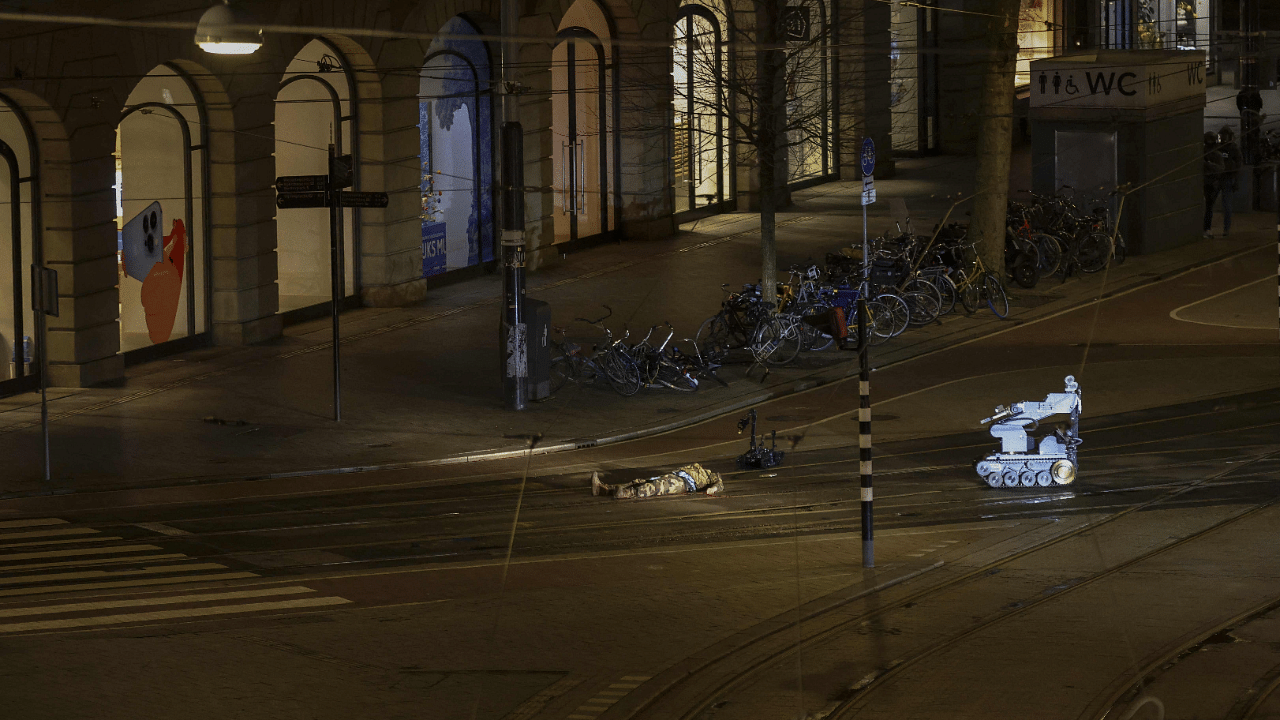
[
  {"x1": 419, "y1": 16, "x2": 496, "y2": 277},
  {"x1": 115, "y1": 64, "x2": 210, "y2": 356},
  {"x1": 0, "y1": 94, "x2": 38, "y2": 395},
  {"x1": 552, "y1": 0, "x2": 618, "y2": 244},
  {"x1": 275, "y1": 38, "x2": 358, "y2": 314}
]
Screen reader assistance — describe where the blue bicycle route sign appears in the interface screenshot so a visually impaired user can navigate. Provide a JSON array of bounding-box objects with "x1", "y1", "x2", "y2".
[{"x1": 860, "y1": 137, "x2": 876, "y2": 176}]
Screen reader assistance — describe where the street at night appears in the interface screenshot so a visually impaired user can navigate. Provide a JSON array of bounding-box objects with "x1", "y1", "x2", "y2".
[{"x1": 2, "y1": 1, "x2": 1280, "y2": 718}]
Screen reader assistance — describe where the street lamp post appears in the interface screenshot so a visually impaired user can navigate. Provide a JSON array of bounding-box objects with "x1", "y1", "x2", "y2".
[{"x1": 500, "y1": 0, "x2": 528, "y2": 410}]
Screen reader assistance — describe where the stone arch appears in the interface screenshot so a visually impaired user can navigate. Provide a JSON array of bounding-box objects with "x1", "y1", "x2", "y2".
[
  {"x1": 550, "y1": 0, "x2": 622, "y2": 245},
  {"x1": 115, "y1": 63, "x2": 217, "y2": 356},
  {"x1": 274, "y1": 37, "x2": 360, "y2": 314},
  {"x1": 419, "y1": 15, "x2": 499, "y2": 278},
  {"x1": 673, "y1": 0, "x2": 734, "y2": 215},
  {"x1": 0, "y1": 88, "x2": 72, "y2": 393}
]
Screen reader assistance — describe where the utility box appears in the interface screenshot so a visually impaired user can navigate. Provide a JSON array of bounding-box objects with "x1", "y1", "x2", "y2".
[
  {"x1": 524, "y1": 297, "x2": 552, "y2": 401},
  {"x1": 1030, "y1": 50, "x2": 1208, "y2": 255}
]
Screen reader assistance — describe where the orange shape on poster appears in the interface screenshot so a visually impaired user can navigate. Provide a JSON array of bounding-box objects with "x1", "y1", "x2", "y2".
[{"x1": 140, "y1": 218, "x2": 186, "y2": 345}]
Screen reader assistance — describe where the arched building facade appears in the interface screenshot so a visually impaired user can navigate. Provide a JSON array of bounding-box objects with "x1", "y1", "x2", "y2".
[{"x1": 0, "y1": 0, "x2": 890, "y2": 393}]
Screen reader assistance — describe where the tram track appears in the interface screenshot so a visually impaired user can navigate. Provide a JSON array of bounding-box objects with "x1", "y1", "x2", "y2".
[
  {"x1": 619, "y1": 449, "x2": 1279, "y2": 720},
  {"x1": 1, "y1": 448, "x2": 1263, "y2": 578},
  {"x1": 1094, "y1": 595, "x2": 1280, "y2": 720}
]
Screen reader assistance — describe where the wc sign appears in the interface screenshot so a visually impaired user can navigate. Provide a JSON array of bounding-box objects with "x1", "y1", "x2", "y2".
[{"x1": 1030, "y1": 53, "x2": 1206, "y2": 111}]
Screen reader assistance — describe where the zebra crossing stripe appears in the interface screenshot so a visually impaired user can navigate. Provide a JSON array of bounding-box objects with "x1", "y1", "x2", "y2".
[
  {"x1": 0, "y1": 544, "x2": 162, "y2": 562},
  {"x1": 0, "y1": 595, "x2": 351, "y2": 633},
  {"x1": 0, "y1": 519, "x2": 67, "y2": 529},
  {"x1": 0, "y1": 536, "x2": 124, "y2": 551},
  {"x1": 0, "y1": 553, "x2": 184, "y2": 573},
  {"x1": 0, "y1": 586, "x2": 317, "y2": 619},
  {"x1": 0, "y1": 562, "x2": 229, "y2": 587},
  {"x1": 0, "y1": 571, "x2": 258, "y2": 598}
]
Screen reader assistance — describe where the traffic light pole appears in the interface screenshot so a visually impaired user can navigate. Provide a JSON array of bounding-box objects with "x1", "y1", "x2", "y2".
[{"x1": 860, "y1": 197, "x2": 873, "y2": 569}]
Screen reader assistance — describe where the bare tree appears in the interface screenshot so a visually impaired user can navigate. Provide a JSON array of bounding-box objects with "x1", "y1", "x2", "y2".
[
  {"x1": 666, "y1": 0, "x2": 850, "y2": 305},
  {"x1": 968, "y1": 0, "x2": 1021, "y2": 275}
]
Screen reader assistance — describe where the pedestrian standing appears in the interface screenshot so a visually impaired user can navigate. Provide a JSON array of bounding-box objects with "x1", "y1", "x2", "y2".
[
  {"x1": 1203, "y1": 132, "x2": 1224, "y2": 238},
  {"x1": 1217, "y1": 126, "x2": 1244, "y2": 237}
]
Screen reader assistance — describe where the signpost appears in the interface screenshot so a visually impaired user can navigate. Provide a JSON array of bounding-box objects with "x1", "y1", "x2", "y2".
[
  {"x1": 274, "y1": 174, "x2": 327, "y2": 193},
  {"x1": 31, "y1": 264, "x2": 57, "y2": 482},
  {"x1": 858, "y1": 137, "x2": 875, "y2": 569},
  {"x1": 275, "y1": 191, "x2": 328, "y2": 209},
  {"x1": 274, "y1": 148, "x2": 386, "y2": 421}
]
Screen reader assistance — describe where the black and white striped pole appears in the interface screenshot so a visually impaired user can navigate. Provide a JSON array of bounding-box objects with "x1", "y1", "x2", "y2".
[{"x1": 859, "y1": 137, "x2": 876, "y2": 568}]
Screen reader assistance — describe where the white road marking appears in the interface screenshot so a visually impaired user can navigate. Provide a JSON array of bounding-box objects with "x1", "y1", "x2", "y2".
[
  {"x1": 0, "y1": 519, "x2": 66, "y2": 529},
  {"x1": 0, "y1": 528, "x2": 98, "y2": 541},
  {"x1": 0, "y1": 595, "x2": 351, "y2": 633},
  {"x1": 0, "y1": 586, "x2": 316, "y2": 618},
  {"x1": 0, "y1": 562, "x2": 228, "y2": 586},
  {"x1": 1169, "y1": 276, "x2": 1271, "y2": 328},
  {"x1": 133, "y1": 522, "x2": 191, "y2": 536},
  {"x1": 0, "y1": 544, "x2": 161, "y2": 562},
  {"x1": 0, "y1": 572, "x2": 259, "y2": 598},
  {"x1": 0, "y1": 536, "x2": 123, "y2": 550},
  {"x1": 0, "y1": 553, "x2": 184, "y2": 573}
]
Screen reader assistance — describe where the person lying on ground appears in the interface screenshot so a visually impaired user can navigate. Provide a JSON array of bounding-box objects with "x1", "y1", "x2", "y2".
[{"x1": 591, "y1": 463, "x2": 724, "y2": 499}]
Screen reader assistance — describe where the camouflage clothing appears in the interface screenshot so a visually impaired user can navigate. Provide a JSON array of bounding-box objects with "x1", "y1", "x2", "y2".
[{"x1": 594, "y1": 463, "x2": 724, "y2": 499}]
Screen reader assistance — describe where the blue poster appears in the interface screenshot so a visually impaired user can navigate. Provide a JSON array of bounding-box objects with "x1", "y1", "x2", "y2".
[
  {"x1": 422, "y1": 221, "x2": 446, "y2": 278},
  {"x1": 419, "y1": 16, "x2": 493, "y2": 278}
]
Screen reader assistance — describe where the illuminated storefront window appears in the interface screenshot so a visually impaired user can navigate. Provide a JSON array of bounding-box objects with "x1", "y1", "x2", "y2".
[
  {"x1": 419, "y1": 17, "x2": 494, "y2": 277},
  {"x1": 1018, "y1": 0, "x2": 1056, "y2": 87}
]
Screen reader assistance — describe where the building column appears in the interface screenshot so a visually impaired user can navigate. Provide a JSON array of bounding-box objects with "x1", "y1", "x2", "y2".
[{"x1": 42, "y1": 109, "x2": 124, "y2": 388}]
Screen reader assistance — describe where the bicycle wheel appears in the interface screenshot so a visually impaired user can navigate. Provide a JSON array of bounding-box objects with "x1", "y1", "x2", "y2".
[
  {"x1": 549, "y1": 355, "x2": 571, "y2": 393},
  {"x1": 903, "y1": 290, "x2": 941, "y2": 326},
  {"x1": 959, "y1": 277, "x2": 981, "y2": 315},
  {"x1": 865, "y1": 300, "x2": 896, "y2": 345},
  {"x1": 873, "y1": 293, "x2": 910, "y2": 337},
  {"x1": 983, "y1": 273, "x2": 1010, "y2": 318},
  {"x1": 696, "y1": 314, "x2": 737, "y2": 349},
  {"x1": 657, "y1": 364, "x2": 699, "y2": 392},
  {"x1": 800, "y1": 304, "x2": 835, "y2": 352},
  {"x1": 753, "y1": 316, "x2": 802, "y2": 365},
  {"x1": 930, "y1": 272, "x2": 957, "y2": 316},
  {"x1": 1078, "y1": 232, "x2": 1112, "y2": 273},
  {"x1": 1033, "y1": 234, "x2": 1063, "y2": 277},
  {"x1": 1010, "y1": 252, "x2": 1038, "y2": 289},
  {"x1": 600, "y1": 350, "x2": 641, "y2": 396},
  {"x1": 903, "y1": 276, "x2": 942, "y2": 308}
]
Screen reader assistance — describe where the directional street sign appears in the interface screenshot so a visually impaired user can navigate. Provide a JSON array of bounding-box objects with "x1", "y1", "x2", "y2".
[
  {"x1": 276, "y1": 191, "x2": 328, "y2": 209},
  {"x1": 275, "y1": 175, "x2": 328, "y2": 193},
  {"x1": 339, "y1": 191, "x2": 389, "y2": 209},
  {"x1": 861, "y1": 174, "x2": 876, "y2": 206}
]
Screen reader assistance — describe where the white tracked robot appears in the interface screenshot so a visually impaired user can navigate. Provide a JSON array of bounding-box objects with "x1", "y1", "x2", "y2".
[{"x1": 975, "y1": 376, "x2": 1082, "y2": 488}]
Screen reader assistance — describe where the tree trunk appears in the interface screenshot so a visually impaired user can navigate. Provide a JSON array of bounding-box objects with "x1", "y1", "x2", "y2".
[
  {"x1": 760, "y1": 142, "x2": 777, "y2": 305},
  {"x1": 969, "y1": 0, "x2": 1020, "y2": 278},
  {"x1": 756, "y1": 0, "x2": 785, "y2": 306}
]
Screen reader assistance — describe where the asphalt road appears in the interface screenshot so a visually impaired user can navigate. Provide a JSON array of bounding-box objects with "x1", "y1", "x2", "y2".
[{"x1": 0, "y1": 247, "x2": 1275, "y2": 720}]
